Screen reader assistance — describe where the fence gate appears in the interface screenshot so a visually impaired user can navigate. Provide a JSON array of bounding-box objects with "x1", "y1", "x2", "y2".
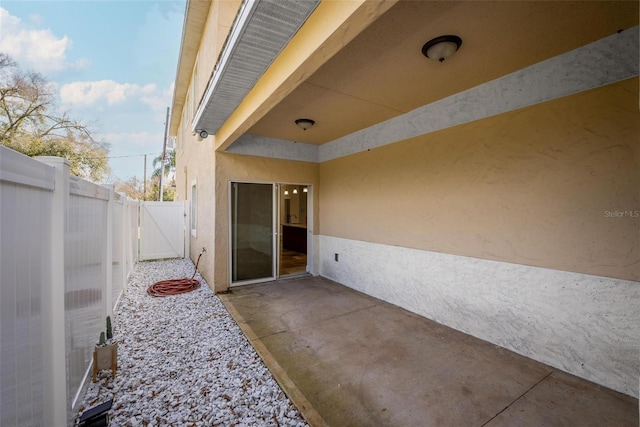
[{"x1": 140, "y1": 201, "x2": 188, "y2": 261}]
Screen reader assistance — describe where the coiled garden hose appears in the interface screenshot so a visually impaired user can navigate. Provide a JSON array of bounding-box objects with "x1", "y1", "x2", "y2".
[{"x1": 147, "y1": 249, "x2": 205, "y2": 297}]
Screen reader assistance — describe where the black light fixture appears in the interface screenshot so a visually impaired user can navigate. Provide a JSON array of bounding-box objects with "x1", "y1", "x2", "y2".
[
  {"x1": 422, "y1": 35, "x2": 462, "y2": 62},
  {"x1": 295, "y1": 118, "x2": 315, "y2": 130},
  {"x1": 78, "y1": 399, "x2": 113, "y2": 427}
]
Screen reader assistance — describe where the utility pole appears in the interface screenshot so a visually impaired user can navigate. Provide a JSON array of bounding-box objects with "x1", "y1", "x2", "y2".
[
  {"x1": 159, "y1": 106, "x2": 169, "y2": 201},
  {"x1": 143, "y1": 154, "x2": 147, "y2": 201}
]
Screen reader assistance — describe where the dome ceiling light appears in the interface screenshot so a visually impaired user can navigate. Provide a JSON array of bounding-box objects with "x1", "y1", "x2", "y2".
[
  {"x1": 295, "y1": 118, "x2": 315, "y2": 130},
  {"x1": 422, "y1": 35, "x2": 462, "y2": 62}
]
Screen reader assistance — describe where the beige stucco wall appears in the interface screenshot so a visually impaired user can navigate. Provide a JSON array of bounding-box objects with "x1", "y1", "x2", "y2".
[
  {"x1": 320, "y1": 78, "x2": 639, "y2": 281},
  {"x1": 213, "y1": 152, "x2": 319, "y2": 291},
  {"x1": 173, "y1": 0, "x2": 243, "y2": 288},
  {"x1": 175, "y1": 133, "x2": 216, "y2": 285}
]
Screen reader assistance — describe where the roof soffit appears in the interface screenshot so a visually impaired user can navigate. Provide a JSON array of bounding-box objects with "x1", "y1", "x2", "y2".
[
  {"x1": 192, "y1": 0, "x2": 321, "y2": 136},
  {"x1": 169, "y1": 0, "x2": 212, "y2": 136}
]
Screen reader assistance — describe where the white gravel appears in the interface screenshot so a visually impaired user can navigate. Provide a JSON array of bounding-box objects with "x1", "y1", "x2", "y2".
[{"x1": 77, "y1": 259, "x2": 309, "y2": 427}]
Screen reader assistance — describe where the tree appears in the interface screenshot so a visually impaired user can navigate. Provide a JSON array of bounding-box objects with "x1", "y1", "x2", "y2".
[
  {"x1": 147, "y1": 175, "x2": 175, "y2": 201},
  {"x1": 114, "y1": 176, "x2": 145, "y2": 200},
  {"x1": 0, "y1": 53, "x2": 110, "y2": 181},
  {"x1": 113, "y1": 174, "x2": 175, "y2": 201},
  {"x1": 150, "y1": 148, "x2": 176, "y2": 200},
  {"x1": 151, "y1": 148, "x2": 176, "y2": 179}
]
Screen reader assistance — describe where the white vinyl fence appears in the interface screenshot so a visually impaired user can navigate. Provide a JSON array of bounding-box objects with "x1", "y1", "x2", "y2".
[
  {"x1": 0, "y1": 147, "x2": 138, "y2": 427},
  {"x1": 140, "y1": 201, "x2": 188, "y2": 261}
]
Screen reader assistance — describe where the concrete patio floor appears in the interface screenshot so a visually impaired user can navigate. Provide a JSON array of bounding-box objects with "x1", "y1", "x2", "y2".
[{"x1": 219, "y1": 276, "x2": 638, "y2": 427}]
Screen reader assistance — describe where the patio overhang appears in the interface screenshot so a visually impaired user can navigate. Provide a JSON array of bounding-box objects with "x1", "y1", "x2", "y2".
[{"x1": 191, "y1": 0, "x2": 320, "y2": 137}]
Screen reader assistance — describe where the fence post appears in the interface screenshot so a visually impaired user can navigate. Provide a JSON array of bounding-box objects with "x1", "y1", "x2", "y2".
[
  {"x1": 184, "y1": 200, "x2": 190, "y2": 259},
  {"x1": 37, "y1": 157, "x2": 70, "y2": 427},
  {"x1": 136, "y1": 200, "x2": 144, "y2": 262},
  {"x1": 120, "y1": 193, "x2": 128, "y2": 296},
  {"x1": 103, "y1": 184, "x2": 114, "y2": 317},
  {"x1": 123, "y1": 198, "x2": 131, "y2": 287}
]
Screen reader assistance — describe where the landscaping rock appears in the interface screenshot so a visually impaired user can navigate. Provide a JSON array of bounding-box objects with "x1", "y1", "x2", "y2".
[{"x1": 77, "y1": 259, "x2": 308, "y2": 426}]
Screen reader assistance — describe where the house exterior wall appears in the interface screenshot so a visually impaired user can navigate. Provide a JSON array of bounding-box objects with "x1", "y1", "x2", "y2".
[
  {"x1": 319, "y1": 78, "x2": 640, "y2": 397},
  {"x1": 174, "y1": 0, "x2": 242, "y2": 286},
  {"x1": 176, "y1": 133, "x2": 216, "y2": 284},
  {"x1": 320, "y1": 78, "x2": 639, "y2": 281}
]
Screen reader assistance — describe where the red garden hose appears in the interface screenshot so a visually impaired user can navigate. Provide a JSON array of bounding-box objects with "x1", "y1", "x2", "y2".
[{"x1": 147, "y1": 249, "x2": 205, "y2": 297}]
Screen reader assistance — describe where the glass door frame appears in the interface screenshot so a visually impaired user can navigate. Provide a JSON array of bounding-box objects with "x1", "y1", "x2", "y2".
[
  {"x1": 277, "y1": 182, "x2": 313, "y2": 277},
  {"x1": 228, "y1": 180, "x2": 278, "y2": 287},
  {"x1": 305, "y1": 184, "x2": 313, "y2": 274}
]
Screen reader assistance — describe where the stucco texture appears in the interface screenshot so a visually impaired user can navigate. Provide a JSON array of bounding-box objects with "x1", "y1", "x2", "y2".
[
  {"x1": 320, "y1": 78, "x2": 639, "y2": 281},
  {"x1": 175, "y1": 132, "x2": 216, "y2": 287}
]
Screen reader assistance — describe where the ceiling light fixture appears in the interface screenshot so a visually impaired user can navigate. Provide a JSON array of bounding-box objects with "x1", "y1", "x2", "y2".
[
  {"x1": 422, "y1": 35, "x2": 462, "y2": 63},
  {"x1": 295, "y1": 118, "x2": 315, "y2": 130}
]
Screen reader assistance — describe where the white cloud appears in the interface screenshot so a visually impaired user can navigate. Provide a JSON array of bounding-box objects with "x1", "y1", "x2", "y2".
[
  {"x1": 27, "y1": 13, "x2": 44, "y2": 27},
  {"x1": 60, "y1": 80, "x2": 157, "y2": 106},
  {"x1": 70, "y1": 58, "x2": 92, "y2": 71},
  {"x1": 141, "y1": 82, "x2": 174, "y2": 112},
  {"x1": 98, "y1": 131, "x2": 163, "y2": 151},
  {"x1": 0, "y1": 7, "x2": 87, "y2": 74}
]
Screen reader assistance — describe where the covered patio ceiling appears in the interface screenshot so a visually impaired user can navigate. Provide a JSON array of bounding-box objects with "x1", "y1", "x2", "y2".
[{"x1": 194, "y1": 0, "x2": 638, "y2": 147}]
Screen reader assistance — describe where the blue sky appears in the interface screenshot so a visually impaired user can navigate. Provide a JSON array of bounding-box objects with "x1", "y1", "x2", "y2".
[{"x1": 0, "y1": 0, "x2": 185, "y2": 181}]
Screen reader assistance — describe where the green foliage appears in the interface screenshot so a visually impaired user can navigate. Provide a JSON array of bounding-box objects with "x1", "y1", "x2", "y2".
[
  {"x1": 0, "y1": 53, "x2": 110, "y2": 182},
  {"x1": 147, "y1": 149, "x2": 176, "y2": 200},
  {"x1": 151, "y1": 149, "x2": 176, "y2": 179},
  {"x1": 146, "y1": 175, "x2": 175, "y2": 201},
  {"x1": 106, "y1": 316, "x2": 113, "y2": 340},
  {"x1": 99, "y1": 332, "x2": 106, "y2": 346}
]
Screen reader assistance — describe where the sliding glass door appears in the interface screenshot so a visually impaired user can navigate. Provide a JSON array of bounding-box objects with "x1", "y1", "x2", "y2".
[{"x1": 230, "y1": 182, "x2": 276, "y2": 284}]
